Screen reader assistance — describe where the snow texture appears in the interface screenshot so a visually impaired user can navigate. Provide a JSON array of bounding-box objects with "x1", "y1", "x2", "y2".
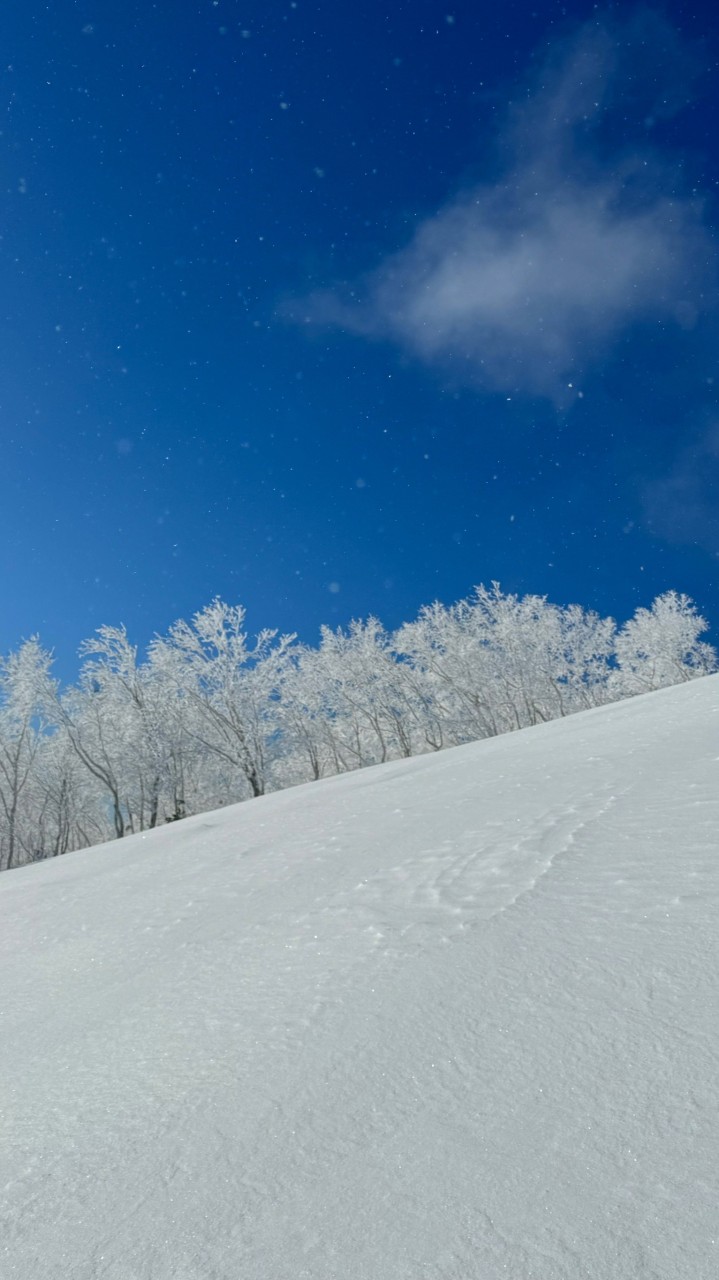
[{"x1": 2, "y1": 676, "x2": 718, "y2": 1279}]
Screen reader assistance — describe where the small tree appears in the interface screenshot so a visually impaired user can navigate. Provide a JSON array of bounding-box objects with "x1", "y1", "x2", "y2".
[
  {"x1": 612, "y1": 591, "x2": 717, "y2": 695},
  {"x1": 0, "y1": 639, "x2": 56, "y2": 870}
]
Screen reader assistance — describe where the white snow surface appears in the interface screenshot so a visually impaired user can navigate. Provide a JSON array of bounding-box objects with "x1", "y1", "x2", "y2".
[{"x1": 2, "y1": 678, "x2": 718, "y2": 1280}]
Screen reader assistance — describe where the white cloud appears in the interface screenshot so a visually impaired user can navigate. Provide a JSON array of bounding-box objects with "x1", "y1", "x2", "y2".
[{"x1": 300, "y1": 12, "x2": 713, "y2": 401}]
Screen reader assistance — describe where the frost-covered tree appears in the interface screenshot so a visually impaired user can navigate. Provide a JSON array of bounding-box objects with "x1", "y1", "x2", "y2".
[
  {"x1": 71, "y1": 625, "x2": 186, "y2": 832},
  {"x1": 273, "y1": 644, "x2": 342, "y2": 782},
  {"x1": 0, "y1": 639, "x2": 56, "y2": 870},
  {"x1": 395, "y1": 586, "x2": 613, "y2": 743},
  {"x1": 32, "y1": 730, "x2": 108, "y2": 859},
  {"x1": 58, "y1": 678, "x2": 131, "y2": 841},
  {"x1": 612, "y1": 591, "x2": 717, "y2": 695},
  {"x1": 0, "y1": 586, "x2": 714, "y2": 873},
  {"x1": 276, "y1": 618, "x2": 440, "y2": 783},
  {"x1": 305, "y1": 618, "x2": 435, "y2": 768},
  {"x1": 150, "y1": 600, "x2": 295, "y2": 799}
]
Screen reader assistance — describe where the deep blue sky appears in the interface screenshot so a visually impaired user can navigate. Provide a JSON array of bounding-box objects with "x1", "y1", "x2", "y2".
[{"x1": 2, "y1": 0, "x2": 718, "y2": 677}]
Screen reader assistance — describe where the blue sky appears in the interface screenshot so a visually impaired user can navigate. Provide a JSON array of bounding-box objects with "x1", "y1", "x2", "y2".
[{"x1": 2, "y1": 0, "x2": 718, "y2": 677}]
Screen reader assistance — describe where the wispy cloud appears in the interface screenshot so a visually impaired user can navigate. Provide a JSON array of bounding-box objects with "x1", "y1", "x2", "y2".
[
  {"x1": 644, "y1": 424, "x2": 719, "y2": 555},
  {"x1": 298, "y1": 11, "x2": 713, "y2": 401}
]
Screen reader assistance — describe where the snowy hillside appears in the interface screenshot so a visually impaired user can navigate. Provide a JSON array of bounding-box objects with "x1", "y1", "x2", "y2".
[{"x1": 2, "y1": 676, "x2": 718, "y2": 1280}]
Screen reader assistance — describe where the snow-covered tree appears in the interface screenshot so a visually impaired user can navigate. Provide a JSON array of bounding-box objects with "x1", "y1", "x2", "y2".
[
  {"x1": 150, "y1": 600, "x2": 295, "y2": 800},
  {"x1": 0, "y1": 586, "x2": 714, "y2": 873},
  {"x1": 71, "y1": 624, "x2": 185, "y2": 832},
  {"x1": 612, "y1": 591, "x2": 717, "y2": 695},
  {"x1": 0, "y1": 639, "x2": 56, "y2": 870}
]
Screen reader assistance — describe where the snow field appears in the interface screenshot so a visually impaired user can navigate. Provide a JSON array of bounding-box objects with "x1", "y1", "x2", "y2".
[{"x1": 1, "y1": 676, "x2": 718, "y2": 1278}]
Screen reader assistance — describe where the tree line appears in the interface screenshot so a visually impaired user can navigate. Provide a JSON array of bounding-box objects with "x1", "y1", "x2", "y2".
[{"x1": 0, "y1": 585, "x2": 715, "y2": 872}]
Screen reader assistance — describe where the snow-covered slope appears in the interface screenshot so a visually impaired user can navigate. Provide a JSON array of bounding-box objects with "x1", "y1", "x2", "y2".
[{"x1": 2, "y1": 678, "x2": 718, "y2": 1280}]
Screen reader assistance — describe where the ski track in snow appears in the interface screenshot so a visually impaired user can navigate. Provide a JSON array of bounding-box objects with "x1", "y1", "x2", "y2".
[
  {"x1": 349, "y1": 786, "x2": 628, "y2": 946},
  {"x1": 1, "y1": 677, "x2": 718, "y2": 1279}
]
